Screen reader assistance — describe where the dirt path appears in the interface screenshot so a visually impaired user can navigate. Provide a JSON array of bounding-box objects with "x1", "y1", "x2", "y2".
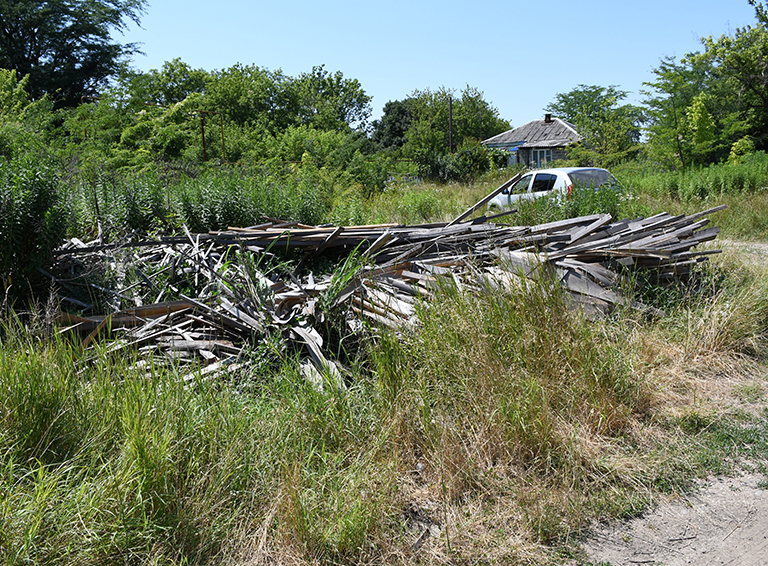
[{"x1": 580, "y1": 473, "x2": 768, "y2": 565}]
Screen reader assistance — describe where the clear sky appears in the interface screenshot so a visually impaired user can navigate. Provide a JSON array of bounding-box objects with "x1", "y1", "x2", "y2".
[{"x1": 119, "y1": 0, "x2": 759, "y2": 128}]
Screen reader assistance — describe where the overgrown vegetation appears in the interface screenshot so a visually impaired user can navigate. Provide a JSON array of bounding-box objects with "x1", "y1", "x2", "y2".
[
  {"x1": 2, "y1": 244, "x2": 768, "y2": 564},
  {"x1": 4, "y1": 1, "x2": 768, "y2": 564}
]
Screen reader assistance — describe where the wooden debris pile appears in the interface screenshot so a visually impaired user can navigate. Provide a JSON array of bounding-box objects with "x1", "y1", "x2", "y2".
[{"x1": 49, "y1": 200, "x2": 724, "y2": 383}]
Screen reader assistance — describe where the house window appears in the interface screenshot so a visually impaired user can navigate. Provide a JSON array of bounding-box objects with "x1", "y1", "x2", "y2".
[{"x1": 531, "y1": 149, "x2": 552, "y2": 168}]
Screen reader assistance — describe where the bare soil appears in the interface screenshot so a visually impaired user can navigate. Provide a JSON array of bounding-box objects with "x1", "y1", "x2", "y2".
[{"x1": 580, "y1": 473, "x2": 768, "y2": 565}]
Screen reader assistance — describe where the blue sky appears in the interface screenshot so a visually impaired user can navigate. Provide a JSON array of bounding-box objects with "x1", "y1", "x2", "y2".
[{"x1": 120, "y1": 0, "x2": 759, "y2": 128}]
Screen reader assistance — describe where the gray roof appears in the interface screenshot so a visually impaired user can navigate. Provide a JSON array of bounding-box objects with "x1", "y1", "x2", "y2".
[{"x1": 482, "y1": 117, "x2": 580, "y2": 149}]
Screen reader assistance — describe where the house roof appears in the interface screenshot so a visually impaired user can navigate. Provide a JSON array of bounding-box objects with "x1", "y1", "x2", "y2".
[{"x1": 482, "y1": 116, "x2": 581, "y2": 149}]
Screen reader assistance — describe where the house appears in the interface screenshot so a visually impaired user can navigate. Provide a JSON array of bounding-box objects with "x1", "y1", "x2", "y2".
[{"x1": 482, "y1": 114, "x2": 580, "y2": 167}]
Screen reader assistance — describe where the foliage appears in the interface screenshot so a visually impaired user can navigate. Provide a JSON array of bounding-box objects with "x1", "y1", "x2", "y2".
[
  {"x1": 729, "y1": 135, "x2": 756, "y2": 162},
  {"x1": 0, "y1": 157, "x2": 66, "y2": 299},
  {"x1": 394, "y1": 86, "x2": 510, "y2": 180},
  {"x1": 0, "y1": 0, "x2": 146, "y2": 107},
  {"x1": 621, "y1": 150, "x2": 768, "y2": 201},
  {"x1": 203, "y1": 63, "x2": 299, "y2": 135},
  {"x1": 55, "y1": 61, "x2": 378, "y2": 169},
  {"x1": 63, "y1": 164, "x2": 337, "y2": 237},
  {"x1": 695, "y1": 19, "x2": 768, "y2": 150},
  {"x1": 371, "y1": 99, "x2": 413, "y2": 150},
  {"x1": 510, "y1": 183, "x2": 647, "y2": 227},
  {"x1": 346, "y1": 150, "x2": 393, "y2": 196},
  {"x1": 643, "y1": 6, "x2": 768, "y2": 168},
  {"x1": 413, "y1": 139, "x2": 495, "y2": 183},
  {"x1": 643, "y1": 55, "x2": 720, "y2": 169},
  {"x1": 545, "y1": 84, "x2": 645, "y2": 167},
  {"x1": 403, "y1": 86, "x2": 509, "y2": 156},
  {"x1": 121, "y1": 57, "x2": 209, "y2": 107},
  {"x1": 686, "y1": 93, "x2": 717, "y2": 164},
  {"x1": 0, "y1": 69, "x2": 53, "y2": 160},
  {"x1": 294, "y1": 65, "x2": 372, "y2": 132}
]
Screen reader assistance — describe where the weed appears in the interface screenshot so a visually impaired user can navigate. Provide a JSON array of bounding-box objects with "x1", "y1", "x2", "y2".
[{"x1": 734, "y1": 382, "x2": 765, "y2": 403}]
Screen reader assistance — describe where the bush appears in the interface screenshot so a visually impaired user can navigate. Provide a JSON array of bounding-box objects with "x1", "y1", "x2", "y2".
[
  {"x1": 414, "y1": 140, "x2": 492, "y2": 183},
  {"x1": 0, "y1": 157, "x2": 66, "y2": 301}
]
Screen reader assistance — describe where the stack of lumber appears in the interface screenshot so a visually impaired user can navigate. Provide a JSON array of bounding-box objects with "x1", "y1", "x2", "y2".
[{"x1": 49, "y1": 202, "x2": 724, "y2": 383}]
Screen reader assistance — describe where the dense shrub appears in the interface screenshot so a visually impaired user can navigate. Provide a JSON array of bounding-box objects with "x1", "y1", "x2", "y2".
[
  {"x1": 414, "y1": 140, "x2": 492, "y2": 183},
  {"x1": 0, "y1": 157, "x2": 66, "y2": 300}
]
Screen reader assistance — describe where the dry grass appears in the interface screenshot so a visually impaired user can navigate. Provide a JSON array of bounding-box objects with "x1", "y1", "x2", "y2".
[{"x1": 3, "y1": 201, "x2": 768, "y2": 565}]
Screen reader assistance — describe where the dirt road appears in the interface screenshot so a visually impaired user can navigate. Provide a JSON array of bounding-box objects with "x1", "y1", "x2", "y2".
[{"x1": 581, "y1": 473, "x2": 768, "y2": 565}]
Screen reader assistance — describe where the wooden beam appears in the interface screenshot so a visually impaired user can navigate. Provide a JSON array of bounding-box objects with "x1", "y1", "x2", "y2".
[{"x1": 447, "y1": 172, "x2": 524, "y2": 227}]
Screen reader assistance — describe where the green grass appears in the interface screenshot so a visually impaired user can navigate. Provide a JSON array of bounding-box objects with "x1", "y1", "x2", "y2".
[{"x1": 0, "y1": 324, "x2": 395, "y2": 564}]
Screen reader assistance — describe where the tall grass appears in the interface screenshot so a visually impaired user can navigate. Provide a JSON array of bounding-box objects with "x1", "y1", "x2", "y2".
[
  {"x1": 6, "y1": 153, "x2": 768, "y2": 563},
  {"x1": 63, "y1": 163, "x2": 336, "y2": 238},
  {"x1": 617, "y1": 151, "x2": 768, "y2": 201},
  {"x1": 0, "y1": 156, "x2": 66, "y2": 299},
  {"x1": 0, "y1": 323, "x2": 394, "y2": 564},
  {"x1": 3, "y1": 245, "x2": 768, "y2": 564}
]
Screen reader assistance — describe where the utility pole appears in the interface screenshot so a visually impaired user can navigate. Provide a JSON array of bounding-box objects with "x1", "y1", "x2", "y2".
[{"x1": 449, "y1": 96, "x2": 454, "y2": 153}]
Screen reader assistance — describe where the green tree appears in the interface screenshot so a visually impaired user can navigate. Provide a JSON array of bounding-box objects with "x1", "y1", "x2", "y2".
[
  {"x1": 204, "y1": 63, "x2": 299, "y2": 134},
  {"x1": 642, "y1": 4, "x2": 768, "y2": 168},
  {"x1": 686, "y1": 93, "x2": 716, "y2": 164},
  {"x1": 403, "y1": 86, "x2": 509, "y2": 157},
  {"x1": 0, "y1": 0, "x2": 146, "y2": 107},
  {"x1": 642, "y1": 56, "x2": 704, "y2": 169},
  {"x1": 0, "y1": 68, "x2": 52, "y2": 158},
  {"x1": 694, "y1": 20, "x2": 768, "y2": 149},
  {"x1": 122, "y1": 58, "x2": 209, "y2": 107},
  {"x1": 545, "y1": 85, "x2": 644, "y2": 167},
  {"x1": 294, "y1": 65, "x2": 372, "y2": 131},
  {"x1": 749, "y1": 0, "x2": 768, "y2": 25},
  {"x1": 397, "y1": 86, "x2": 509, "y2": 181},
  {"x1": 371, "y1": 99, "x2": 413, "y2": 150}
]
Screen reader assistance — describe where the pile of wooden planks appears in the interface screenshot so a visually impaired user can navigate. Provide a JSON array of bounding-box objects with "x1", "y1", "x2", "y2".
[{"x1": 49, "y1": 202, "x2": 724, "y2": 383}]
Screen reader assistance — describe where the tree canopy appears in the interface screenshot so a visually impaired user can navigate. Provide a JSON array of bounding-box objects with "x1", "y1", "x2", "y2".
[
  {"x1": 0, "y1": 0, "x2": 146, "y2": 106},
  {"x1": 545, "y1": 85, "x2": 645, "y2": 167},
  {"x1": 9, "y1": 0, "x2": 768, "y2": 184},
  {"x1": 640, "y1": 1, "x2": 768, "y2": 167}
]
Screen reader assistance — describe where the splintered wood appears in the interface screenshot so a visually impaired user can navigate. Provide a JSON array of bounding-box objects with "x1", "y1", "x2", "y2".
[{"x1": 50, "y1": 202, "x2": 724, "y2": 384}]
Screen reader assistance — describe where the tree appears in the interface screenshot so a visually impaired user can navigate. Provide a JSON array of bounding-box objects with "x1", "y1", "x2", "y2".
[
  {"x1": 642, "y1": 3, "x2": 768, "y2": 168},
  {"x1": 694, "y1": 20, "x2": 768, "y2": 149},
  {"x1": 686, "y1": 93, "x2": 716, "y2": 164},
  {"x1": 545, "y1": 85, "x2": 645, "y2": 167},
  {"x1": 395, "y1": 86, "x2": 509, "y2": 181},
  {"x1": 749, "y1": 0, "x2": 768, "y2": 25},
  {"x1": 403, "y1": 85, "x2": 509, "y2": 157},
  {"x1": 371, "y1": 99, "x2": 413, "y2": 150},
  {"x1": 0, "y1": 0, "x2": 146, "y2": 107},
  {"x1": 0, "y1": 68, "x2": 52, "y2": 158},
  {"x1": 294, "y1": 65, "x2": 372, "y2": 132},
  {"x1": 643, "y1": 56, "x2": 704, "y2": 169},
  {"x1": 122, "y1": 58, "x2": 209, "y2": 107}
]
